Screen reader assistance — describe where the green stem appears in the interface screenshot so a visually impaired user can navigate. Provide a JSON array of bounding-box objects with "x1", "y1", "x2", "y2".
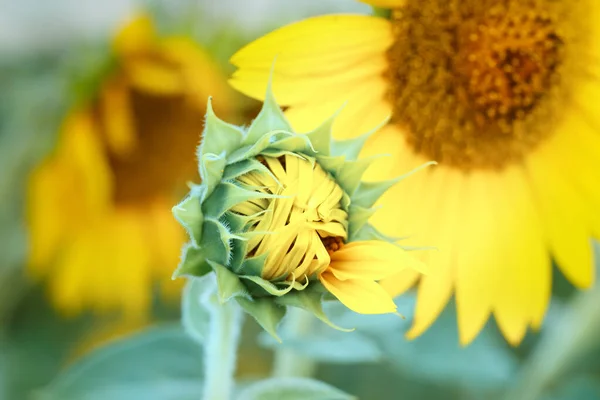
[
  {"x1": 272, "y1": 308, "x2": 317, "y2": 378},
  {"x1": 202, "y1": 296, "x2": 244, "y2": 400}
]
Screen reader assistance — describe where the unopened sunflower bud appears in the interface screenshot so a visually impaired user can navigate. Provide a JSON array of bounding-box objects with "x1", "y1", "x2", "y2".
[{"x1": 172, "y1": 80, "x2": 430, "y2": 338}]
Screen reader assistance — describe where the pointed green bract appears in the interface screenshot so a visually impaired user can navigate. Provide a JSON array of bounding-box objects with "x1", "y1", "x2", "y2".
[{"x1": 172, "y1": 73, "x2": 431, "y2": 340}]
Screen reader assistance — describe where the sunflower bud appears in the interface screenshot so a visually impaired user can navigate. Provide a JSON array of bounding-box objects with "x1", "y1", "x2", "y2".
[{"x1": 172, "y1": 81, "x2": 430, "y2": 338}]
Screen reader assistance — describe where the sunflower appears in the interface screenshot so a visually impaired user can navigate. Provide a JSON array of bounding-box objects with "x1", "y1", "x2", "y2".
[
  {"x1": 27, "y1": 14, "x2": 233, "y2": 318},
  {"x1": 229, "y1": 0, "x2": 600, "y2": 345}
]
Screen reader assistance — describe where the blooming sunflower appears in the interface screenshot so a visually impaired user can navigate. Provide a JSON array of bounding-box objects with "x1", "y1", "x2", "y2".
[
  {"x1": 27, "y1": 14, "x2": 233, "y2": 318},
  {"x1": 229, "y1": 0, "x2": 600, "y2": 345}
]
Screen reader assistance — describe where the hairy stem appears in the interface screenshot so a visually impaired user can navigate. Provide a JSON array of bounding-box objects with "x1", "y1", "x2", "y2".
[
  {"x1": 202, "y1": 296, "x2": 244, "y2": 400},
  {"x1": 272, "y1": 308, "x2": 317, "y2": 378}
]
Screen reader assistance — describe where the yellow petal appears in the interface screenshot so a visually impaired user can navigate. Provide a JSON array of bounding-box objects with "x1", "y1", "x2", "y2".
[
  {"x1": 527, "y1": 133, "x2": 594, "y2": 289},
  {"x1": 99, "y1": 77, "x2": 137, "y2": 156},
  {"x1": 60, "y1": 110, "x2": 113, "y2": 217},
  {"x1": 320, "y1": 271, "x2": 397, "y2": 314},
  {"x1": 27, "y1": 161, "x2": 67, "y2": 272},
  {"x1": 331, "y1": 240, "x2": 427, "y2": 279},
  {"x1": 284, "y1": 75, "x2": 392, "y2": 138},
  {"x1": 124, "y1": 59, "x2": 184, "y2": 96},
  {"x1": 491, "y1": 167, "x2": 549, "y2": 345},
  {"x1": 113, "y1": 13, "x2": 155, "y2": 56},
  {"x1": 455, "y1": 172, "x2": 499, "y2": 346},
  {"x1": 406, "y1": 168, "x2": 462, "y2": 339},
  {"x1": 360, "y1": 0, "x2": 406, "y2": 7},
  {"x1": 230, "y1": 14, "x2": 392, "y2": 105}
]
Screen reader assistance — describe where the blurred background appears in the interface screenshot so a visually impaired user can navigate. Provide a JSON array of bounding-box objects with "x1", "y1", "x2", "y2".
[{"x1": 1, "y1": 1, "x2": 600, "y2": 399}]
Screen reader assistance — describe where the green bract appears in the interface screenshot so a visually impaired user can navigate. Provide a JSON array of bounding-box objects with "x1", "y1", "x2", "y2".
[{"x1": 172, "y1": 82, "x2": 429, "y2": 339}]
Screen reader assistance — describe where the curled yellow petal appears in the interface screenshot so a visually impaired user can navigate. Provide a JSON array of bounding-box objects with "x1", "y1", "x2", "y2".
[{"x1": 320, "y1": 271, "x2": 397, "y2": 314}]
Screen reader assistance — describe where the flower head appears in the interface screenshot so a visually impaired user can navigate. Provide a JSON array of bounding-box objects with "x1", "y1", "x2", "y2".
[
  {"x1": 228, "y1": 0, "x2": 600, "y2": 345},
  {"x1": 27, "y1": 14, "x2": 233, "y2": 317},
  {"x1": 173, "y1": 78, "x2": 427, "y2": 337}
]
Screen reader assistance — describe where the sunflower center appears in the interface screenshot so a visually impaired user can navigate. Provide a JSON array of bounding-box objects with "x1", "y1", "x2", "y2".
[
  {"x1": 97, "y1": 88, "x2": 204, "y2": 206},
  {"x1": 386, "y1": 0, "x2": 570, "y2": 169},
  {"x1": 230, "y1": 154, "x2": 348, "y2": 282}
]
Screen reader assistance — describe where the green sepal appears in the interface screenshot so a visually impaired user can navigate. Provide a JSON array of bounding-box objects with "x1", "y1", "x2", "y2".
[
  {"x1": 275, "y1": 288, "x2": 354, "y2": 332},
  {"x1": 259, "y1": 148, "x2": 309, "y2": 160},
  {"x1": 198, "y1": 218, "x2": 231, "y2": 266},
  {"x1": 305, "y1": 110, "x2": 339, "y2": 155},
  {"x1": 198, "y1": 98, "x2": 244, "y2": 159},
  {"x1": 240, "y1": 275, "x2": 296, "y2": 297},
  {"x1": 230, "y1": 130, "x2": 292, "y2": 164},
  {"x1": 348, "y1": 205, "x2": 379, "y2": 240},
  {"x1": 221, "y1": 210, "x2": 267, "y2": 233},
  {"x1": 203, "y1": 182, "x2": 282, "y2": 218},
  {"x1": 314, "y1": 154, "x2": 346, "y2": 177},
  {"x1": 352, "y1": 177, "x2": 401, "y2": 209},
  {"x1": 330, "y1": 132, "x2": 372, "y2": 161},
  {"x1": 172, "y1": 243, "x2": 212, "y2": 278},
  {"x1": 172, "y1": 195, "x2": 203, "y2": 245},
  {"x1": 199, "y1": 152, "x2": 227, "y2": 200},
  {"x1": 222, "y1": 159, "x2": 279, "y2": 184},
  {"x1": 270, "y1": 134, "x2": 316, "y2": 154},
  {"x1": 243, "y1": 78, "x2": 292, "y2": 145},
  {"x1": 236, "y1": 253, "x2": 268, "y2": 276},
  {"x1": 352, "y1": 223, "x2": 404, "y2": 243},
  {"x1": 208, "y1": 260, "x2": 250, "y2": 302},
  {"x1": 335, "y1": 155, "x2": 383, "y2": 196},
  {"x1": 235, "y1": 296, "x2": 286, "y2": 342}
]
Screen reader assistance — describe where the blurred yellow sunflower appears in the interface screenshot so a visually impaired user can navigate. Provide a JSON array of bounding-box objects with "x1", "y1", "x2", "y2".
[
  {"x1": 229, "y1": 0, "x2": 600, "y2": 345},
  {"x1": 27, "y1": 14, "x2": 233, "y2": 318}
]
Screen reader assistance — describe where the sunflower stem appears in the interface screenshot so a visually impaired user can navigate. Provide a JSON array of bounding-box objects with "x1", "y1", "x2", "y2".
[
  {"x1": 202, "y1": 294, "x2": 244, "y2": 400},
  {"x1": 272, "y1": 308, "x2": 317, "y2": 378}
]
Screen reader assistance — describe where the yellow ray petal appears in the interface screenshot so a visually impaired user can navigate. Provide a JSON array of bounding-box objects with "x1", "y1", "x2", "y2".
[
  {"x1": 27, "y1": 161, "x2": 67, "y2": 272},
  {"x1": 320, "y1": 271, "x2": 397, "y2": 314},
  {"x1": 230, "y1": 14, "x2": 392, "y2": 104},
  {"x1": 60, "y1": 110, "x2": 113, "y2": 217},
  {"x1": 527, "y1": 135, "x2": 594, "y2": 289},
  {"x1": 113, "y1": 13, "x2": 155, "y2": 56},
  {"x1": 406, "y1": 168, "x2": 463, "y2": 339},
  {"x1": 124, "y1": 59, "x2": 184, "y2": 96},
  {"x1": 99, "y1": 77, "x2": 137, "y2": 156},
  {"x1": 329, "y1": 240, "x2": 426, "y2": 281},
  {"x1": 360, "y1": 0, "x2": 406, "y2": 7},
  {"x1": 491, "y1": 167, "x2": 549, "y2": 345},
  {"x1": 455, "y1": 171, "x2": 499, "y2": 346},
  {"x1": 283, "y1": 74, "x2": 391, "y2": 136}
]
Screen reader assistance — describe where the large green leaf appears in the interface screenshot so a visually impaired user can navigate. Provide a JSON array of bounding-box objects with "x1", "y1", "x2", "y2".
[
  {"x1": 37, "y1": 326, "x2": 204, "y2": 400},
  {"x1": 236, "y1": 377, "x2": 354, "y2": 400},
  {"x1": 181, "y1": 277, "x2": 214, "y2": 342}
]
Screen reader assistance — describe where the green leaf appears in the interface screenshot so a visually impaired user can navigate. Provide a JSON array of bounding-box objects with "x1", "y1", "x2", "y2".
[
  {"x1": 181, "y1": 276, "x2": 214, "y2": 342},
  {"x1": 37, "y1": 326, "x2": 204, "y2": 400},
  {"x1": 208, "y1": 261, "x2": 249, "y2": 303},
  {"x1": 172, "y1": 195, "x2": 203, "y2": 245},
  {"x1": 235, "y1": 297, "x2": 286, "y2": 341},
  {"x1": 314, "y1": 155, "x2": 345, "y2": 177},
  {"x1": 236, "y1": 253, "x2": 268, "y2": 276},
  {"x1": 198, "y1": 97, "x2": 244, "y2": 159},
  {"x1": 270, "y1": 134, "x2": 315, "y2": 154},
  {"x1": 236, "y1": 377, "x2": 355, "y2": 400}
]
